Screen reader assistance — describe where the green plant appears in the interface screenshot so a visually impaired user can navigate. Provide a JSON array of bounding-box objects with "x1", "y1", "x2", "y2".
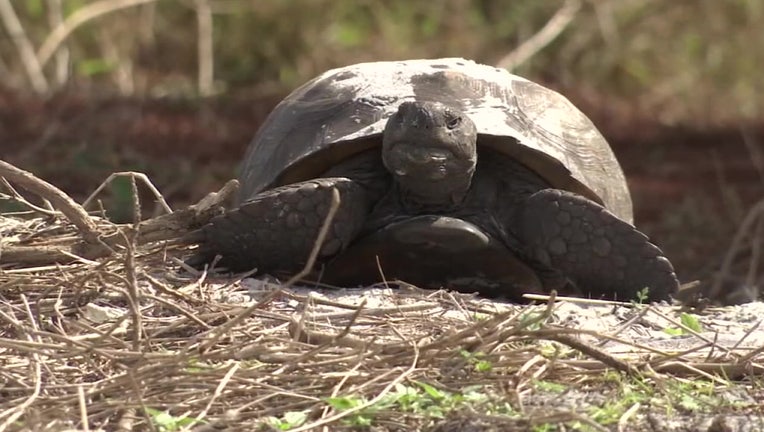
[
  {"x1": 323, "y1": 382, "x2": 493, "y2": 425},
  {"x1": 459, "y1": 349, "x2": 493, "y2": 372},
  {"x1": 533, "y1": 379, "x2": 568, "y2": 394},
  {"x1": 325, "y1": 394, "x2": 377, "y2": 426},
  {"x1": 265, "y1": 410, "x2": 310, "y2": 430},
  {"x1": 633, "y1": 287, "x2": 650, "y2": 304},
  {"x1": 663, "y1": 312, "x2": 703, "y2": 336},
  {"x1": 145, "y1": 408, "x2": 202, "y2": 431}
]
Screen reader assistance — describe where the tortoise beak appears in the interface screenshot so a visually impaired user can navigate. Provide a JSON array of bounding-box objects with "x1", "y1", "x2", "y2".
[
  {"x1": 406, "y1": 147, "x2": 451, "y2": 164},
  {"x1": 388, "y1": 145, "x2": 450, "y2": 179}
]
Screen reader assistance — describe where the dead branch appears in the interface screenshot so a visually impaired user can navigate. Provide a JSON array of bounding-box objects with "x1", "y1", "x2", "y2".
[
  {"x1": 46, "y1": 0, "x2": 70, "y2": 87},
  {"x1": 195, "y1": 0, "x2": 214, "y2": 96},
  {"x1": 0, "y1": 0, "x2": 49, "y2": 93},
  {"x1": 36, "y1": 0, "x2": 160, "y2": 69},
  {"x1": 82, "y1": 172, "x2": 173, "y2": 215},
  {"x1": 0, "y1": 159, "x2": 100, "y2": 244},
  {"x1": 709, "y1": 198, "x2": 764, "y2": 300},
  {"x1": 535, "y1": 331, "x2": 638, "y2": 375},
  {"x1": 496, "y1": 0, "x2": 582, "y2": 72},
  {"x1": 0, "y1": 179, "x2": 238, "y2": 267}
]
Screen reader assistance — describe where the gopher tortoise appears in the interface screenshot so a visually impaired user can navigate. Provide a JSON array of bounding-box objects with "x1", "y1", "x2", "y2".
[{"x1": 187, "y1": 58, "x2": 679, "y2": 302}]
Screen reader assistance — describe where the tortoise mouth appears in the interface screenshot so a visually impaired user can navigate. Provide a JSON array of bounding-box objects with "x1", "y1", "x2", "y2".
[
  {"x1": 388, "y1": 144, "x2": 452, "y2": 180},
  {"x1": 384, "y1": 141, "x2": 476, "y2": 206},
  {"x1": 395, "y1": 166, "x2": 448, "y2": 181}
]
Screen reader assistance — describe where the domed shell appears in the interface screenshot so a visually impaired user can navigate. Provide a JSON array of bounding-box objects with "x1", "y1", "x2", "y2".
[{"x1": 238, "y1": 58, "x2": 633, "y2": 223}]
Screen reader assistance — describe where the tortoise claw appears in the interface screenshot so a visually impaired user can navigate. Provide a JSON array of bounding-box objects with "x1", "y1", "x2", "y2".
[
  {"x1": 184, "y1": 177, "x2": 370, "y2": 273},
  {"x1": 518, "y1": 189, "x2": 680, "y2": 302}
]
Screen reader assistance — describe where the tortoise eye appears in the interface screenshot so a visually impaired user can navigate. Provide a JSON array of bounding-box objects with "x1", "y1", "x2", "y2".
[{"x1": 446, "y1": 116, "x2": 461, "y2": 129}]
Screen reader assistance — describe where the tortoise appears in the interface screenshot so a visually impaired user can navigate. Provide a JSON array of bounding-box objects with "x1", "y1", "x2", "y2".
[{"x1": 187, "y1": 58, "x2": 679, "y2": 302}]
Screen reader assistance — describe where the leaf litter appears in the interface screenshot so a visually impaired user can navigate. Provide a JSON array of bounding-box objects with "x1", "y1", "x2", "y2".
[{"x1": 0, "y1": 164, "x2": 763, "y2": 431}]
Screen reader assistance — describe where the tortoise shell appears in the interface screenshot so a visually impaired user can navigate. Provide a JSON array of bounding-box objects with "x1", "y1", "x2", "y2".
[{"x1": 238, "y1": 58, "x2": 633, "y2": 223}]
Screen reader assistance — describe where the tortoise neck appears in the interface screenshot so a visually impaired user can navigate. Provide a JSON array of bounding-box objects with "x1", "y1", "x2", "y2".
[{"x1": 396, "y1": 170, "x2": 473, "y2": 211}]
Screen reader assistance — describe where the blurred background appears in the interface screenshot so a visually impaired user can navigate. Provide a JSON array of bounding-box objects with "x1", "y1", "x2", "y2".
[{"x1": 1, "y1": 0, "x2": 763, "y2": 301}]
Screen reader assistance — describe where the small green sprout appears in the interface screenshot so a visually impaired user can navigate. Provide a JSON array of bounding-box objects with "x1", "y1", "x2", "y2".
[
  {"x1": 664, "y1": 312, "x2": 703, "y2": 335},
  {"x1": 633, "y1": 287, "x2": 650, "y2": 305},
  {"x1": 265, "y1": 410, "x2": 309, "y2": 430},
  {"x1": 145, "y1": 408, "x2": 202, "y2": 431},
  {"x1": 459, "y1": 349, "x2": 493, "y2": 372}
]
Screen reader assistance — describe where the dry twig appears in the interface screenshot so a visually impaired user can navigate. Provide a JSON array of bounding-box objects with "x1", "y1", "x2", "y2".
[
  {"x1": 0, "y1": 0, "x2": 49, "y2": 93},
  {"x1": 496, "y1": 0, "x2": 582, "y2": 71},
  {"x1": 37, "y1": 0, "x2": 160, "y2": 69},
  {"x1": 1, "y1": 178, "x2": 237, "y2": 266},
  {"x1": 0, "y1": 159, "x2": 100, "y2": 244},
  {"x1": 710, "y1": 198, "x2": 764, "y2": 299},
  {"x1": 194, "y1": 0, "x2": 214, "y2": 96}
]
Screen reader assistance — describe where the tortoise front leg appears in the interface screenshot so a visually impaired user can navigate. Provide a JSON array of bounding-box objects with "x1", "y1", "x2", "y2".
[
  {"x1": 515, "y1": 189, "x2": 679, "y2": 302},
  {"x1": 186, "y1": 178, "x2": 371, "y2": 274}
]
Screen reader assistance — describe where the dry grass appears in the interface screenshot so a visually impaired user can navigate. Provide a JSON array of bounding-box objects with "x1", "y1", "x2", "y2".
[{"x1": 1, "y1": 165, "x2": 764, "y2": 431}]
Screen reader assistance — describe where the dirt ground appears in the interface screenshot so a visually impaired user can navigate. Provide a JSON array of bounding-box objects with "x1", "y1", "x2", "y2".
[{"x1": 2, "y1": 85, "x2": 763, "y2": 293}]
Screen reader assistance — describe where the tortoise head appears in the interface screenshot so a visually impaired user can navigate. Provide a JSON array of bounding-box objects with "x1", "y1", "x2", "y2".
[{"x1": 382, "y1": 101, "x2": 478, "y2": 206}]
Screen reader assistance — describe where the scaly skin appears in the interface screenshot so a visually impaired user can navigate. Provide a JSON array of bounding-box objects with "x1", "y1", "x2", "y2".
[
  {"x1": 186, "y1": 178, "x2": 371, "y2": 273},
  {"x1": 516, "y1": 189, "x2": 678, "y2": 301}
]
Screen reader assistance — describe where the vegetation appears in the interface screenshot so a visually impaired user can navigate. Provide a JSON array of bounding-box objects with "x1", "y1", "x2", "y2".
[{"x1": 1, "y1": 0, "x2": 762, "y2": 125}]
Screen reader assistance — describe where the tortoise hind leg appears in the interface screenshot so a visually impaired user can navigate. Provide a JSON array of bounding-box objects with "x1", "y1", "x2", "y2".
[
  {"x1": 185, "y1": 177, "x2": 370, "y2": 273},
  {"x1": 517, "y1": 189, "x2": 679, "y2": 302}
]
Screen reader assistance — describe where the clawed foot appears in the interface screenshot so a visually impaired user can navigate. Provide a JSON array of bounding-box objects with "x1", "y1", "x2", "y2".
[
  {"x1": 185, "y1": 177, "x2": 370, "y2": 273},
  {"x1": 519, "y1": 189, "x2": 679, "y2": 302}
]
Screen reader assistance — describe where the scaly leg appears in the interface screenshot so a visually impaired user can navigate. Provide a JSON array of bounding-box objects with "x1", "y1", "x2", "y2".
[
  {"x1": 517, "y1": 189, "x2": 679, "y2": 302},
  {"x1": 186, "y1": 177, "x2": 371, "y2": 273}
]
